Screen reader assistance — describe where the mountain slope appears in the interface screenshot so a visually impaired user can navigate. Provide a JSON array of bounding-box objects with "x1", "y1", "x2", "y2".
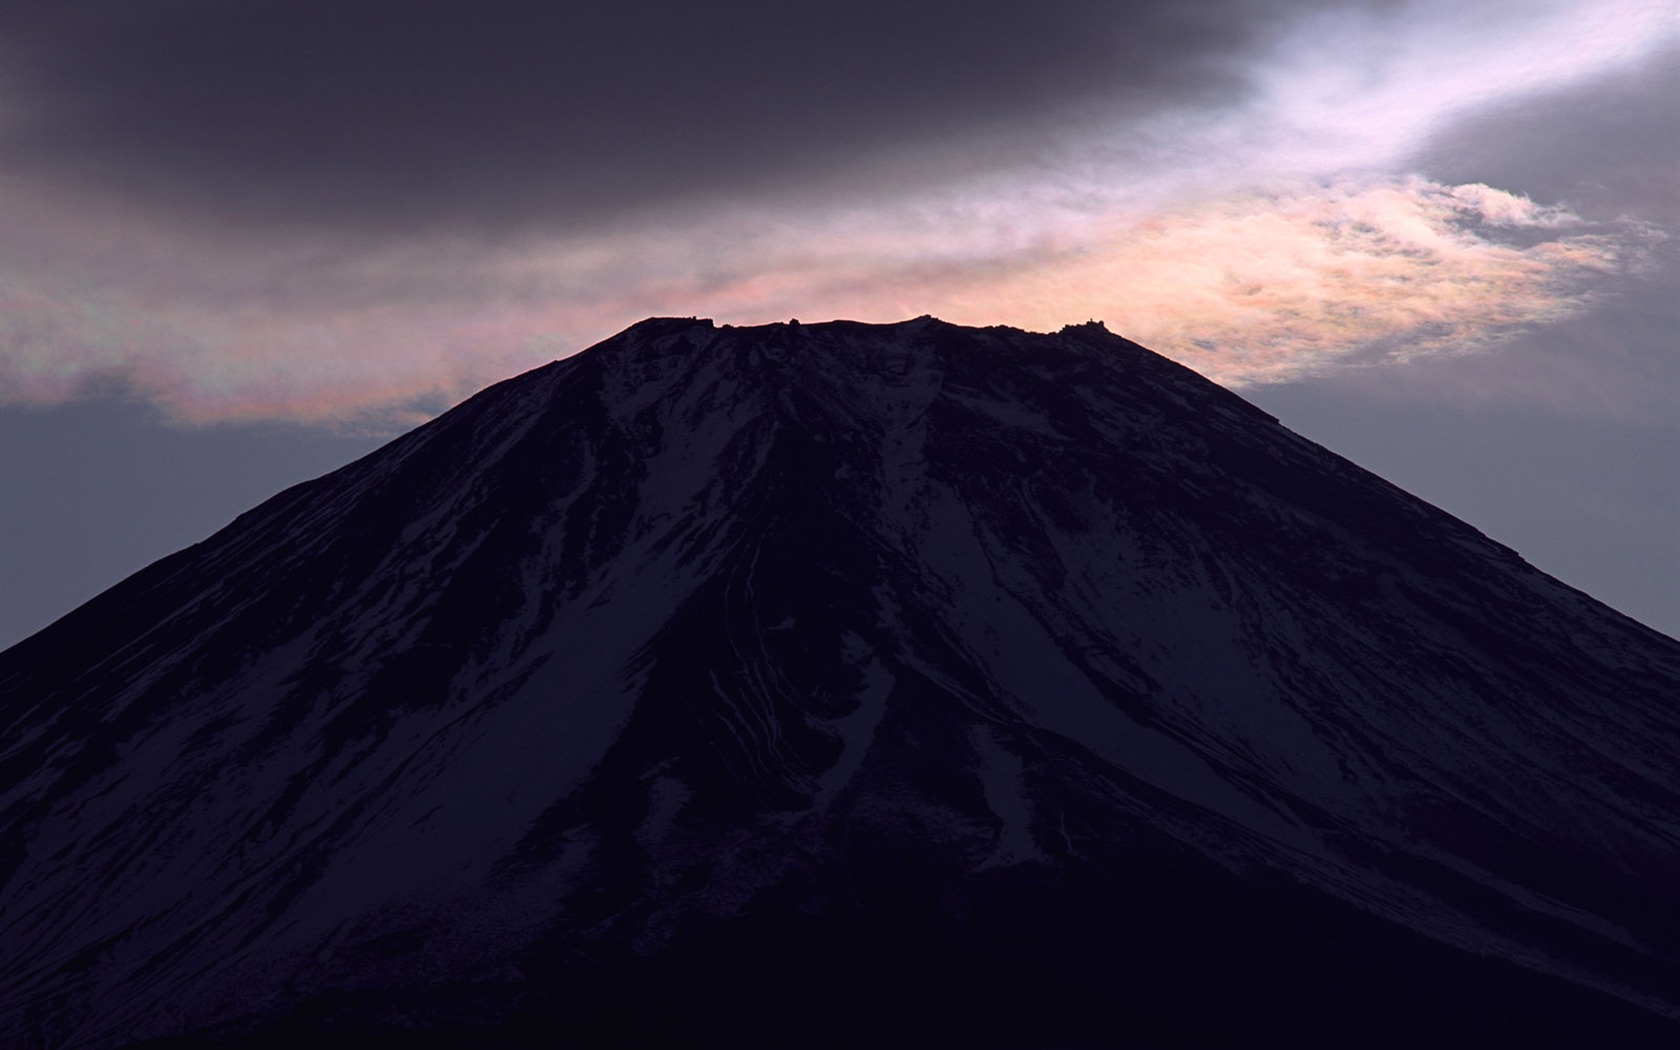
[{"x1": 3, "y1": 317, "x2": 1678, "y2": 1048}]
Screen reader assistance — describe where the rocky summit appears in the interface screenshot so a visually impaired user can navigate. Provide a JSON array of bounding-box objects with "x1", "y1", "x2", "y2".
[{"x1": 3, "y1": 317, "x2": 1678, "y2": 1048}]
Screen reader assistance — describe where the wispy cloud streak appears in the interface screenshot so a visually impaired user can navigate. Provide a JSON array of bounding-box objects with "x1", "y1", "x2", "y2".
[{"x1": 924, "y1": 179, "x2": 1653, "y2": 386}]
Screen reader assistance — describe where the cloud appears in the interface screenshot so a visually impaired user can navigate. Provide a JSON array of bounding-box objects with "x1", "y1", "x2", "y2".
[
  {"x1": 17, "y1": 1, "x2": 1662, "y2": 234},
  {"x1": 0, "y1": 0, "x2": 1673, "y2": 425},
  {"x1": 0, "y1": 174, "x2": 1646, "y2": 423},
  {"x1": 918, "y1": 179, "x2": 1650, "y2": 385},
  {"x1": 643, "y1": 176, "x2": 1650, "y2": 389},
  {"x1": 1242, "y1": 0, "x2": 1680, "y2": 168},
  {"x1": 0, "y1": 0, "x2": 1280, "y2": 233}
]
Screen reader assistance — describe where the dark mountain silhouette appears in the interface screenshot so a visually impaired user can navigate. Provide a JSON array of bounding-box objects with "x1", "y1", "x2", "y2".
[{"x1": 3, "y1": 317, "x2": 1677, "y2": 1048}]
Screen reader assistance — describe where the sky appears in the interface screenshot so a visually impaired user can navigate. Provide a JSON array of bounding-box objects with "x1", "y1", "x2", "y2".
[{"x1": 0, "y1": 0, "x2": 1675, "y2": 647}]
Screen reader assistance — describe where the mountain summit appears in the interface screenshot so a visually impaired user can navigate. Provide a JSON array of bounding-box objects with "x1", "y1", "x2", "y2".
[{"x1": 4, "y1": 317, "x2": 1678, "y2": 1047}]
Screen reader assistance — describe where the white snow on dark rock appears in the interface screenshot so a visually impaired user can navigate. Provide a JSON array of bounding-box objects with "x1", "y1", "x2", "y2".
[{"x1": 2, "y1": 316, "x2": 1677, "y2": 1047}]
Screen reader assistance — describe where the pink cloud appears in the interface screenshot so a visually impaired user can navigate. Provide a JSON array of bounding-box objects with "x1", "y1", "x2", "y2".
[
  {"x1": 900, "y1": 179, "x2": 1647, "y2": 387},
  {"x1": 0, "y1": 177, "x2": 1648, "y2": 424}
]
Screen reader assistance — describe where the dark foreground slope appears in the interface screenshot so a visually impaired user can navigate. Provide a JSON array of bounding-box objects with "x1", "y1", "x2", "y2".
[{"x1": 2, "y1": 317, "x2": 1678, "y2": 1048}]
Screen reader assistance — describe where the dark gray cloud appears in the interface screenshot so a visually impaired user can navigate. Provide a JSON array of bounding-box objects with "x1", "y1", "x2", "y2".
[{"x1": 0, "y1": 0, "x2": 1321, "y2": 233}]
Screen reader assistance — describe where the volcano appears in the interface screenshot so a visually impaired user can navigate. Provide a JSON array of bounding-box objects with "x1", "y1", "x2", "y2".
[{"x1": 3, "y1": 317, "x2": 1678, "y2": 1048}]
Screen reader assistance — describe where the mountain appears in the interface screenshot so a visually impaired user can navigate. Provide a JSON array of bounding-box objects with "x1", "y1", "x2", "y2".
[{"x1": 2, "y1": 316, "x2": 1678, "y2": 1048}]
